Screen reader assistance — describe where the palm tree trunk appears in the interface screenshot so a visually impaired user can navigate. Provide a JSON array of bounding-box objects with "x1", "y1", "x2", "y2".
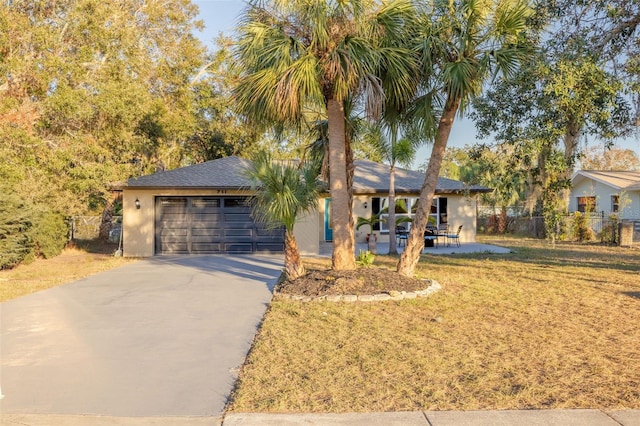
[
  {"x1": 345, "y1": 129, "x2": 356, "y2": 260},
  {"x1": 498, "y1": 206, "x2": 508, "y2": 234},
  {"x1": 388, "y1": 163, "x2": 398, "y2": 254},
  {"x1": 327, "y1": 98, "x2": 356, "y2": 270},
  {"x1": 397, "y1": 95, "x2": 460, "y2": 277},
  {"x1": 284, "y1": 230, "x2": 305, "y2": 280}
]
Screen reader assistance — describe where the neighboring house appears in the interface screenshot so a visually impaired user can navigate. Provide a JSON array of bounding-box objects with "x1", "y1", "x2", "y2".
[
  {"x1": 122, "y1": 156, "x2": 491, "y2": 257},
  {"x1": 570, "y1": 170, "x2": 640, "y2": 218}
]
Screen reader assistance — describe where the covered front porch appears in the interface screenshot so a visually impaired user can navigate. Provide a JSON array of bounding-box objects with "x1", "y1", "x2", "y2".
[{"x1": 317, "y1": 241, "x2": 512, "y2": 257}]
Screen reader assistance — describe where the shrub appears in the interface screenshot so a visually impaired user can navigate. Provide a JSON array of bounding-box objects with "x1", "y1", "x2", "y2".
[
  {"x1": 0, "y1": 195, "x2": 69, "y2": 269},
  {"x1": 356, "y1": 250, "x2": 375, "y2": 267},
  {"x1": 0, "y1": 195, "x2": 35, "y2": 269},
  {"x1": 32, "y1": 210, "x2": 68, "y2": 259},
  {"x1": 598, "y1": 215, "x2": 619, "y2": 245},
  {"x1": 571, "y1": 212, "x2": 595, "y2": 242}
]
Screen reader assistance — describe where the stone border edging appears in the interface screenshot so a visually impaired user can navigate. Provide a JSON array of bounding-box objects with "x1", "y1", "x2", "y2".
[{"x1": 274, "y1": 279, "x2": 442, "y2": 302}]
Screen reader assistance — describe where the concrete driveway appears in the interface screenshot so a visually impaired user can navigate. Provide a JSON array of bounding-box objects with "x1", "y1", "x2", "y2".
[{"x1": 0, "y1": 254, "x2": 283, "y2": 422}]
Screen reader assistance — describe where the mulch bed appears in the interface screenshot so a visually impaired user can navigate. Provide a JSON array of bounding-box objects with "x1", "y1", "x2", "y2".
[{"x1": 275, "y1": 267, "x2": 428, "y2": 297}]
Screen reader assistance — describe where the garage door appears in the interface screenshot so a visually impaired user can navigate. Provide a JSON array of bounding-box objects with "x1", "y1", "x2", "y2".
[{"x1": 155, "y1": 196, "x2": 285, "y2": 254}]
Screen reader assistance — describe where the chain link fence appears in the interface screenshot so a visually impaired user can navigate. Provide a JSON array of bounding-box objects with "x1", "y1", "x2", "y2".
[
  {"x1": 70, "y1": 216, "x2": 122, "y2": 241},
  {"x1": 478, "y1": 208, "x2": 639, "y2": 246}
]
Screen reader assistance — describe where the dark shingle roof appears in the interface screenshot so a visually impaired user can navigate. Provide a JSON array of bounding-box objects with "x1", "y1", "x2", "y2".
[
  {"x1": 353, "y1": 159, "x2": 491, "y2": 194},
  {"x1": 126, "y1": 156, "x2": 492, "y2": 194},
  {"x1": 127, "y1": 156, "x2": 253, "y2": 188}
]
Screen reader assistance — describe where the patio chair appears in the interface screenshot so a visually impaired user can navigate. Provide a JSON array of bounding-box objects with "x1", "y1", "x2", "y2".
[
  {"x1": 437, "y1": 223, "x2": 448, "y2": 246},
  {"x1": 396, "y1": 225, "x2": 408, "y2": 246},
  {"x1": 446, "y1": 225, "x2": 463, "y2": 247},
  {"x1": 424, "y1": 225, "x2": 438, "y2": 248}
]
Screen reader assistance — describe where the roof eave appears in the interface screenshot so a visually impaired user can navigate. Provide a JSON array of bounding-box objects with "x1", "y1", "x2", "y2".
[
  {"x1": 352, "y1": 188, "x2": 492, "y2": 195},
  {"x1": 125, "y1": 185, "x2": 250, "y2": 190}
]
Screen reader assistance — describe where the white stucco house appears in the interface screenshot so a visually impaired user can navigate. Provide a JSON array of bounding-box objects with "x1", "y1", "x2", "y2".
[
  {"x1": 121, "y1": 156, "x2": 491, "y2": 257},
  {"x1": 570, "y1": 170, "x2": 640, "y2": 218}
]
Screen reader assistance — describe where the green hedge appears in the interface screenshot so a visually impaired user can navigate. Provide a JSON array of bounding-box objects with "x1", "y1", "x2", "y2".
[{"x1": 0, "y1": 196, "x2": 69, "y2": 269}]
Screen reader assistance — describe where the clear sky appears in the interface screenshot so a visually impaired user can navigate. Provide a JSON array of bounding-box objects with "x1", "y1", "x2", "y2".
[{"x1": 192, "y1": 0, "x2": 640, "y2": 168}]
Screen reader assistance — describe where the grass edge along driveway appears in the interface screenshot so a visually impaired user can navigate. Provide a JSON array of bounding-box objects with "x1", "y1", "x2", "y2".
[{"x1": 0, "y1": 241, "x2": 135, "y2": 302}]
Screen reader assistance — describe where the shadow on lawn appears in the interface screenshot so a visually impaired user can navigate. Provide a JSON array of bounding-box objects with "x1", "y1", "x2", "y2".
[
  {"x1": 68, "y1": 238, "x2": 120, "y2": 254},
  {"x1": 622, "y1": 291, "x2": 640, "y2": 300}
]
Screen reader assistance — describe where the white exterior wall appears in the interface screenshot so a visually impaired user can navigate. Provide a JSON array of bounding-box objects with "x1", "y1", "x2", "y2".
[
  {"x1": 293, "y1": 208, "x2": 319, "y2": 256},
  {"x1": 629, "y1": 192, "x2": 640, "y2": 218},
  {"x1": 124, "y1": 188, "x2": 323, "y2": 257},
  {"x1": 123, "y1": 188, "x2": 159, "y2": 257},
  {"x1": 446, "y1": 195, "x2": 478, "y2": 243},
  {"x1": 570, "y1": 179, "x2": 640, "y2": 219},
  {"x1": 353, "y1": 195, "x2": 373, "y2": 243},
  {"x1": 124, "y1": 189, "x2": 481, "y2": 258}
]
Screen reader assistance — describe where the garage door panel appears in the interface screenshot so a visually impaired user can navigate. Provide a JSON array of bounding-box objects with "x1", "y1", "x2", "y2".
[
  {"x1": 156, "y1": 196, "x2": 284, "y2": 255},
  {"x1": 159, "y1": 198, "x2": 187, "y2": 211},
  {"x1": 224, "y1": 228, "x2": 253, "y2": 237},
  {"x1": 191, "y1": 242, "x2": 222, "y2": 253},
  {"x1": 223, "y1": 198, "x2": 249, "y2": 208},
  {"x1": 225, "y1": 243, "x2": 253, "y2": 253},
  {"x1": 224, "y1": 213, "x2": 252, "y2": 222},
  {"x1": 256, "y1": 228, "x2": 285, "y2": 237},
  {"x1": 159, "y1": 228, "x2": 189, "y2": 237},
  {"x1": 191, "y1": 228, "x2": 222, "y2": 237},
  {"x1": 161, "y1": 212, "x2": 188, "y2": 219},
  {"x1": 191, "y1": 213, "x2": 222, "y2": 223},
  {"x1": 257, "y1": 243, "x2": 285, "y2": 251},
  {"x1": 159, "y1": 242, "x2": 189, "y2": 253},
  {"x1": 191, "y1": 198, "x2": 221, "y2": 208}
]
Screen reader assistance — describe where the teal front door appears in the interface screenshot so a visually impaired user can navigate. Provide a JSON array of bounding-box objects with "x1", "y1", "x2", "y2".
[{"x1": 324, "y1": 198, "x2": 333, "y2": 241}]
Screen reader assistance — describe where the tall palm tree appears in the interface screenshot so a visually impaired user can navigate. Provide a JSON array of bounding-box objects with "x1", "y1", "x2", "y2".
[
  {"x1": 364, "y1": 123, "x2": 422, "y2": 254},
  {"x1": 397, "y1": 0, "x2": 533, "y2": 277},
  {"x1": 234, "y1": 0, "x2": 417, "y2": 271},
  {"x1": 246, "y1": 152, "x2": 322, "y2": 280}
]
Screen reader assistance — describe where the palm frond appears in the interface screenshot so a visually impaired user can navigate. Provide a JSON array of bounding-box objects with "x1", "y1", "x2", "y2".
[{"x1": 246, "y1": 151, "x2": 322, "y2": 232}]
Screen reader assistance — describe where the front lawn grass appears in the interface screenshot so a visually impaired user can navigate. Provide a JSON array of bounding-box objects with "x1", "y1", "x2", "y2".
[{"x1": 228, "y1": 236, "x2": 640, "y2": 412}]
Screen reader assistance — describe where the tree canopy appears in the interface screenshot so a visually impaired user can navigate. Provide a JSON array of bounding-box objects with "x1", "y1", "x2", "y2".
[
  {"x1": 468, "y1": 0, "x2": 639, "y2": 239},
  {"x1": 233, "y1": 0, "x2": 418, "y2": 271},
  {"x1": 1, "y1": 0, "x2": 261, "y2": 265},
  {"x1": 397, "y1": 0, "x2": 533, "y2": 277}
]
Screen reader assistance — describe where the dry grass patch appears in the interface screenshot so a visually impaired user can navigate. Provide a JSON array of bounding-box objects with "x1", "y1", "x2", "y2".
[
  {"x1": 228, "y1": 237, "x2": 640, "y2": 412},
  {"x1": 0, "y1": 240, "x2": 135, "y2": 302}
]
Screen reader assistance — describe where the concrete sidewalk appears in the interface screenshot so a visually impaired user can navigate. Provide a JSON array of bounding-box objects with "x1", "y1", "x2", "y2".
[
  {"x1": 223, "y1": 410, "x2": 640, "y2": 426},
  {"x1": 3, "y1": 409, "x2": 638, "y2": 426}
]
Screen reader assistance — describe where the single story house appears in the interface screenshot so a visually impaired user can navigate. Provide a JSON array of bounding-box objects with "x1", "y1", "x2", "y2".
[
  {"x1": 570, "y1": 170, "x2": 640, "y2": 218},
  {"x1": 122, "y1": 156, "x2": 491, "y2": 257}
]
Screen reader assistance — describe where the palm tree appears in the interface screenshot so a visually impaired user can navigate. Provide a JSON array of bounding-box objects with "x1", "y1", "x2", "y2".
[
  {"x1": 397, "y1": 0, "x2": 533, "y2": 277},
  {"x1": 246, "y1": 152, "x2": 322, "y2": 280},
  {"x1": 234, "y1": 0, "x2": 417, "y2": 271},
  {"x1": 364, "y1": 124, "x2": 422, "y2": 254}
]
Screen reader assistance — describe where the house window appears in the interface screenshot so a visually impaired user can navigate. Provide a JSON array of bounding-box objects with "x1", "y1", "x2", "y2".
[
  {"x1": 612, "y1": 195, "x2": 619, "y2": 213},
  {"x1": 577, "y1": 196, "x2": 596, "y2": 213},
  {"x1": 372, "y1": 197, "x2": 381, "y2": 231},
  {"x1": 224, "y1": 197, "x2": 249, "y2": 208},
  {"x1": 372, "y1": 197, "x2": 447, "y2": 232}
]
